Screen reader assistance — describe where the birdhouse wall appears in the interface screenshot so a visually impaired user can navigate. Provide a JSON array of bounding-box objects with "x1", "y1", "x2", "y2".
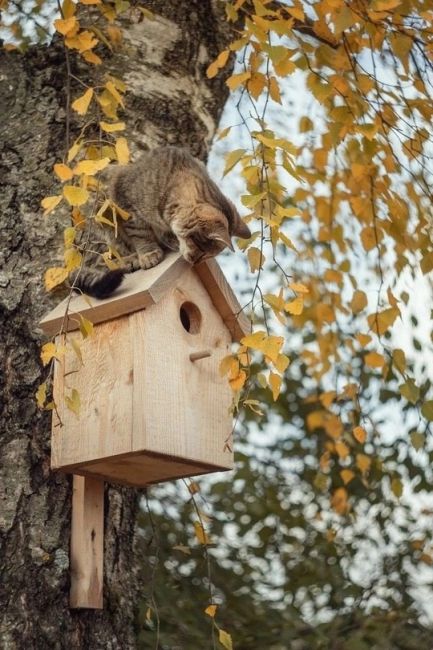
[{"x1": 51, "y1": 267, "x2": 234, "y2": 485}]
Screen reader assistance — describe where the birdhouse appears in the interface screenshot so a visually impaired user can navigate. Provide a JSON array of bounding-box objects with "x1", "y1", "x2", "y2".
[
  {"x1": 40, "y1": 252, "x2": 248, "y2": 487},
  {"x1": 40, "y1": 253, "x2": 248, "y2": 610}
]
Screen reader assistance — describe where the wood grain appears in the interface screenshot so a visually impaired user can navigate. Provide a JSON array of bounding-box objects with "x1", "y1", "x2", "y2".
[
  {"x1": 194, "y1": 258, "x2": 250, "y2": 341},
  {"x1": 40, "y1": 253, "x2": 188, "y2": 336},
  {"x1": 131, "y1": 267, "x2": 234, "y2": 472},
  {"x1": 69, "y1": 475, "x2": 104, "y2": 609},
  {"x1": 40, "y1": 253, "x2": 249, "y2": 342},
  {"x1": 51, "y1": 316, "x2": 134, "y2": 469}
]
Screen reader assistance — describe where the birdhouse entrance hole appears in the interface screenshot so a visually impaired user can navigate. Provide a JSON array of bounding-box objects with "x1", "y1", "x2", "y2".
[{"x1": 179, "y1": 301, "x2": 202, "y2": 334}]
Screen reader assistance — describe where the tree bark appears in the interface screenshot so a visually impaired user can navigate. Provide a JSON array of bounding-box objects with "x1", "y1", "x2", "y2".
[{"x1": 0, "y1": 2, "x2": 234, "y2": 646}]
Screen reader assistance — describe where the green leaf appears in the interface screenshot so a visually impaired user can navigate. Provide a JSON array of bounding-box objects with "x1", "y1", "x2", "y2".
[
  {"x1": 421, "y1": 401, "x2": 433, "y2": 421},
  {"x1": 399, "y1": 379, "x2": 419, "y2": 404},
  {"x1": 410, "y1": 431, "x2": 425, "y2": 451},
  {"x1": 218, "y1": 628, "x2": 233, "y2": 650},
  {"x1": 391, "y1": 477, "x2": 403, "y2": 499}
]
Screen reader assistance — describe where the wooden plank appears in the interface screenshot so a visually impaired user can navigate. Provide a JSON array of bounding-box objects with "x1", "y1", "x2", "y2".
[
  {"x1": 51, "y1": 317, "x2": 133, "y2": 469},
  {"x1": 194, "y1": 259, "x2": 250, "y2": 342},
  {"x1": 70, "y1": 475, "x2": 104, "y2": 609},
  {"x1": 39, "y1": 253, "x2": 248, "y2": 342},
  {"x1": 40, "y1": 253, "x2": 189, "y2": 336},
  {"x1": 73, "y1": 451, "x2": 231, "y2": 487}
]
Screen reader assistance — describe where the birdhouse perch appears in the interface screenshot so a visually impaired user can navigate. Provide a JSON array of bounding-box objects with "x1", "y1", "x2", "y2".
[{"x1": 40, "y1": 252, "x2": 248, "y2": 609}]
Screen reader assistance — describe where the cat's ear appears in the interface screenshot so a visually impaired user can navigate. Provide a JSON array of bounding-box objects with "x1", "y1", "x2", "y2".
[
  {"x1": 209, "y1": 227, "x2": 235, "y2": 251},
  {"x1": 233, "y1": 219, "x2": 251, "y2": 239}
]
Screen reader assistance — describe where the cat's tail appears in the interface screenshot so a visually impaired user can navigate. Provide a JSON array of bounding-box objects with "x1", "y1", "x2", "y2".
[{"x1": 70, "y1": 268, "x2": 125, "y2": 299}]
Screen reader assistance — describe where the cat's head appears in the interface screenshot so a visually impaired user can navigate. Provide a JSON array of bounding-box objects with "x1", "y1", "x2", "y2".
[{"x1": 183, "y1": 203, "x2": 251, "y2": 264}]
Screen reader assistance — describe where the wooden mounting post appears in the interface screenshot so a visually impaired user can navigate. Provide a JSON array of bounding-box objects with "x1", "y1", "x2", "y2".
[{"x1": 70, "y1": 475, "x2": 104, "y2": 609}]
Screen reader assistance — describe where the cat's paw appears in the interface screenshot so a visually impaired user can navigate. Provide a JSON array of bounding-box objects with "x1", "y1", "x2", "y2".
[
  {"x1": 120, "y1": 255, "x2": 141, "y2": 273},
  {"x1": 138, "y1": 249, "x2": 164, "y2": 269}
]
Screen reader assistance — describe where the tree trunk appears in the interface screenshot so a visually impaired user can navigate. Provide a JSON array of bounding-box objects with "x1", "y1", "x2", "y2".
[{"x1": 0, "y1": 3, "x2": 233, "y2": 646}]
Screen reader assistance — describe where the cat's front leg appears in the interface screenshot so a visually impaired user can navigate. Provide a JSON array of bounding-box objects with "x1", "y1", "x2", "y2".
[{"x1": 137, "y1": 245, "x2": 164, "y2": 269}]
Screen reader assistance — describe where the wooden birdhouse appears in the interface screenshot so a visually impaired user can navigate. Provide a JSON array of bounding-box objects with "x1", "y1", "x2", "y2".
[{"x1": 40, "y1": 252, "x2": 248, "y2": 609}]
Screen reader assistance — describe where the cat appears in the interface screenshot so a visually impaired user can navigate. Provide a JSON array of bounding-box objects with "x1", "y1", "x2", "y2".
[{"x1": 72, "y1": 146, "x2": 251, "y2": 299}]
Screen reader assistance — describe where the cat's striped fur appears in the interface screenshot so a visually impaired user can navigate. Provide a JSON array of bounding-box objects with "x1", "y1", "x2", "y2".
[{"x1": 73, "y1": 146, "x2": 251, "y2": 299}]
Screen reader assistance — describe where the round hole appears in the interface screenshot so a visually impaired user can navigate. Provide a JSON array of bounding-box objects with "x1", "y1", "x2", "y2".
[{"x1": 180, "y1": 301, "x2": 202, "y2": 334}]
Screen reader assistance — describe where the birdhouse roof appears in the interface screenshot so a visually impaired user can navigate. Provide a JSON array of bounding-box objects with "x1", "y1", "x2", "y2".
[{"x1": 39, "y1": 253, "x2": 249, "y2": 342}]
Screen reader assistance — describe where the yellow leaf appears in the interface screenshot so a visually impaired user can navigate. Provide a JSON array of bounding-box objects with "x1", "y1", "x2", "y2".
[
  {"x1": 65, "y1": 388, "x2": 80, "y2": 416},
  {"x1": 217, "y1": 126, "x2": 232, "y2": 141},
  {"x1": 268, "y1": 76, "x2": 281, "y2": 103},
  {"x1": 247, "y1": 72, "x2": 266, "y2": 100},
  {"x1": 356, "y1": 453, "x2": 371, "y2": 474},
  {"x1": 205, "y1": 604, "x2": 217, "y2": 618},
  {"x1": 269, "y1": 372, "x2": 282, "y2": 401},
  {"x1": 224, "y1": 148, "x2": 246, "y2": 175},
  {"x1": 355, "y1": 333, "x2": 371, "y2": 346},
  {"x1": 340, "y1": 469, "x2": 355, "y2": 485},
  {"x1": 71, "y1": 88, "x2": 94, "y2": 115},
  {"x1": 36, "y1": 382, "x2": 47, "y2": 408},
  {"x1": 105, "y1": 80, "x2": 124, "y2": 107},
  {"x1": 335, "y1": 441, "x2": 349, "y2": 459},
  {"x1": 54, "y1": 16, "x2": 78, "y2": 35},
  {"x1": 74, "y1": 157, "x2": 110, "y2": 175},
  {"x1": 319, "y1": 391, "x2": 336, "y2": 409},
  {"x1": 393, "y1": 348, "x2": 406, "y2": 373},
  {"x1": 41, "y1": 195, "x2": 63, "y2": 216},
  {"x1": 247, "y1": 247, "x2": 263, "y2": 272},
  {"x1": 260, "y1": 335, "x2": 284, "y2": 362},
  {"x1": 115, "y1": 137, "x2": 130, "y2": 165},
  {"x1": 289, "y1": 282, "x2": 309, "y2": 294},
  {"x1": 62, "y1": 0, "x2": 76, "y2": 18},
  {"x1": 64, "y1": 226, "x2": 76, "y2": 248},
  {"x1": 40, "y1": 342, "x2": 57, "y2": 366},
  {"x1": 274, "y1": 353, "x2": 290, "y2": 374},
  {"x1": 285, "y1": 297, "x2": 303, "y2": 315},
  {"x1": 331, "y1": 487, "x2": 349, "y2": 515},
  {"x1": 64, "y1": 247, "x2": 82, "y2": 272},
  {"x1": 218, "y1": 629, "x2": 233, "y2": 650},
  {"x1": 229, "y1": 369, "x2": 247, "y2": 392},
  {"x1": 241, "y1": 330, "x2": 266, "y2": 348},
  {"x1": 350, "y1": 290, "x2": 367, "y2": 314},
  {"x1": 367, "y1": 308, "x2": 399, "y2": 336},
  {"x1": 360, "y1": 226, "x2": 382, "y2": 252},
  {"x1": 206, "y1": 49, "x2": 230, "y2": 79},
  {"x1": 63, "y1": 185, "x2": 89, "y2": 206},
  {"x1": 100, "y1": 121, "x2": 126, "y2": 132},
  {"x1": 45, "y1": 267, "x2": 69, "y2": 291},
  {"x1": 79, "y1": 315, "x2": 94, "y2": 338},
  {"x1": 72, "y1": 207, "x2": 86, "y2": 229},
  {"x1": 82, "y1": 50, "x2": 102, "y2": 65},
  {"x1": 106, "y1": 25, "x2": 123, "y2": 47},
  {"x1": 299, "y1": 116, "x2": 313, "y2": 132},
  {"x1": 316, "y1": 303, "x2": 334, "y2": 323},
  {"x1": 219, "y1": 355, "x2": 235, "y2": 377},
  {"x1": 364, "y1": 351, "x2": 385, "y2": 368},
  {"x1": 353, "y1": 426, "x2": 367, "y2": 444},
  {"x1": 67, "y1": 141, "x2": 82, "y2": 163},
  {"x1": 54, "y1": 163, "x2": 73, "y2": 181},
  {"x1": 226, "y1": 71, "x2": 251, "y2": 91},
  {"x1": 194, "y1": 521, "x2": 210, "y2": 545}
]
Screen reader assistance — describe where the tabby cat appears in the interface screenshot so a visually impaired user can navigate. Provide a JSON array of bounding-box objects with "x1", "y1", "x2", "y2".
[{"x1": 73, "y1": 146, "x2": 251, "y2": 298}]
